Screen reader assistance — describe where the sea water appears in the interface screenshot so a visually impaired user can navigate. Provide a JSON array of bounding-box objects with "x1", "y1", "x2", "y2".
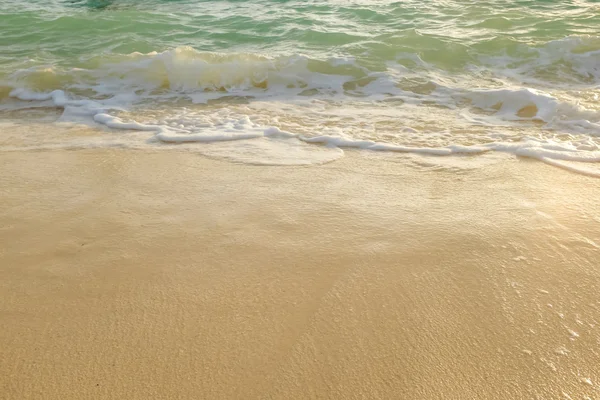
[{"x1": 1, "y1": 0, "x2": 600, "y2": 171}]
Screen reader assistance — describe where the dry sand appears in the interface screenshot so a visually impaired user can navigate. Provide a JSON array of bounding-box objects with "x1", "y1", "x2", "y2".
[{"x1": 1, "y1": 149, "x2": 599, "y2": 399}]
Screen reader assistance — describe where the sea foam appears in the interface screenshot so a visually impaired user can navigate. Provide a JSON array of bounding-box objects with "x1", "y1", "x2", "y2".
[{"x1": 8, "y1": 85, "x2": 600, "y2": 175}]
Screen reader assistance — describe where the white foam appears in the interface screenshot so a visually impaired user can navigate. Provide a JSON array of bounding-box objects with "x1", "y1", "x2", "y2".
[
  {"x1": 469, "y1": 88, "x2": 559, "y2": 121},
  {"x1": 5, "y1": 46, "x2": 600, "y2": 130},
  {"x1": 8, "y1": 87, "x2": 600, "y2": 174},
  {"x1": 5, "y1": 54, "x2": 600, "y2": 175},
  {"x1": 300, "y1": 135, "x2": 455, "y2": 155},
  {"x1": 93, "y1": 113, "x2": 158, "y2": 131}
]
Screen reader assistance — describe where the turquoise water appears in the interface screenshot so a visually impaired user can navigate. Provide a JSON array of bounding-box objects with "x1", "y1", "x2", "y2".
[{"x1": 1, "y1": 0, "x2": 600, "y2": 171}]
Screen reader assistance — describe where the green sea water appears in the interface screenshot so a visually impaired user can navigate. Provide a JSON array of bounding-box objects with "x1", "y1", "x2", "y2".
[
  {"x1": 1, "y1": 0, "x2": 600, "y2": 170},
  {"x1": 2, "y1": 0, "x2": 600, "y2": 76}
]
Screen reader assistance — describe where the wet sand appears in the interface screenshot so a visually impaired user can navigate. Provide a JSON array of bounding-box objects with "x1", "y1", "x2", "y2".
[{"x1": 1, "y1": 149, "x2": 599, "y2": 399}]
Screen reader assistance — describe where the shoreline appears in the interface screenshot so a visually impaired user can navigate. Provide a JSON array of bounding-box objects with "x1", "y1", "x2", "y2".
[{"x1": 1, "y1": 149, "x2": 599, "y2": 399}]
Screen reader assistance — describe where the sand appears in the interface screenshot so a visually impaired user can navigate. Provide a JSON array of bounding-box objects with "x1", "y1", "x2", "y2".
[{"x1": 1, "y1": 149, "x2": 599, "y2": 399}]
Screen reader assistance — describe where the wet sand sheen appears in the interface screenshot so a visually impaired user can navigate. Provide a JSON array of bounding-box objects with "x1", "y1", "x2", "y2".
[{"x1": 1, "y1": 150, "x2": 599, "y2": 399}]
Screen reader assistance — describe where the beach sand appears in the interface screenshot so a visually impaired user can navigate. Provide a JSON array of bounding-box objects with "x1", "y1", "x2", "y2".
[{"x1": 1, "y1": 149, "x2": 599, "y2": 399}]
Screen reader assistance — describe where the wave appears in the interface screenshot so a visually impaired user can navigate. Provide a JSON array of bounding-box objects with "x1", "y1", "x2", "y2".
[
  {"x1": 3, "y1": 33, "x2": 600, "y2": 101},
  {"x1": 5, "y1": 85, "x2": 600, "y2": 176},
  {"x1": 1, "y1": 47, "x2": 369, "y2": 101},
  {"x1": 473, "y1": 35, "x2": 600, "y2": 86},
  {"x1": 3, "y1": 44, "x2": 600, "y2": 176}
]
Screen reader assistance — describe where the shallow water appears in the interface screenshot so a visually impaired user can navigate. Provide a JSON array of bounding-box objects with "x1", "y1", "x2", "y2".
[{"x1": 1, "y1": 0, "x2": 600, "y2": 171}]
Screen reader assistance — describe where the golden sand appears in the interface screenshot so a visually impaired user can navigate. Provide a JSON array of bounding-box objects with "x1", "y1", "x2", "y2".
[{"x1": 1, "y1": 150, "x2": 599, "y2": 399}]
